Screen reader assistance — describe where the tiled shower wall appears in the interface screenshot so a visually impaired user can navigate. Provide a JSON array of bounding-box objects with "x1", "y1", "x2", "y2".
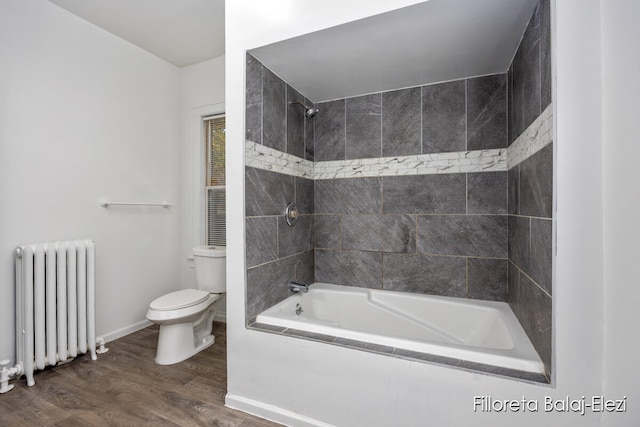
[
  {"x1": 507, "y1": 0, "x2": 553, "y2": 374},
  {"x1": 244, "y1": 52, "x2": 510, "y2": 319},
  {"x1": 313, "y1": 76, "x2": 509, "y2": 298},
  {"x1": 245, "y1": 54, "x2": 315, "y2": 320}
]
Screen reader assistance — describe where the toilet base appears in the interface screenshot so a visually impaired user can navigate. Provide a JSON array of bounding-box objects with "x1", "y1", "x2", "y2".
[
  {"x1": 147, "y1": 293, "x2": 222, "y2": 365},
  {"x1": 155, "y1": 322, "x2": 216, "y2": 365}
]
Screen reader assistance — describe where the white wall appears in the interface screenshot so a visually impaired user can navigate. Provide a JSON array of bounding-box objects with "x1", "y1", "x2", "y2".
[
  {"x1": 601, "y1": 1, "x2": 640, "y2": 425},
  {"x1": 226, "y1": 0, "x2": 638, "y2": 425},
  {"x1": 0, "y1": 0, "x2": 181, "y2": 362},
  {"x1": 178, "y1": 55, "x2": 226, "y2": 313}
]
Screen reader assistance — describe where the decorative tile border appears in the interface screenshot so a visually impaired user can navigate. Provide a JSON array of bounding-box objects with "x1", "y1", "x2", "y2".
[
  {"x1": 245, "y1": 141, "x2": 314, "y2": 179},
  {"x1": 245, "y1": 103, "x2": 552, "y2": 179},
  {"x1": 507, "y1": 104, "x2": 554, "y2": 169},
  {"x1": 246, "y1": 142, "x2": 506, "y2": 179},
  {"x1": 313, "y1": 149, "x2": 505, "y2": 179}
]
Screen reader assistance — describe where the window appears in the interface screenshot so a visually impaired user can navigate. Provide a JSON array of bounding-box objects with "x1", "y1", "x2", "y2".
[{"x1": 204, "y1": 114, "x2": 226, "y2": 247}]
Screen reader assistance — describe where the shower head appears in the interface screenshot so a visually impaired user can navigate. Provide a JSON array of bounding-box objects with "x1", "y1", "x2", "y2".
[
  {"x1": 305, "y1": 107, "x2": 319, "y2": 118},
  {"x1": 289, "y1": 100, "x2": 319, "y2": 119}
]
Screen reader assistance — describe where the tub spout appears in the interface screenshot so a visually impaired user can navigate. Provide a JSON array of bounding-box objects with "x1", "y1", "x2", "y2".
[{"x1": 289, "y1": 281, "x2": 308, "y2": 293}]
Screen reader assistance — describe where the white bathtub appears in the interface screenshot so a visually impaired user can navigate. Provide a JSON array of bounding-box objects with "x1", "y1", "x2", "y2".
[{"x1": 256, "y1": 283, "x2": 544, "y2": 375}]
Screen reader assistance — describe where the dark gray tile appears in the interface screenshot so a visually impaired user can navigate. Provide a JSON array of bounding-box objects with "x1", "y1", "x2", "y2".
[
  {"x1": 392, "y1": 348, "x2": 548, "y2": 383},
  {"x1": 540, "y1": 0, "x2": 552, "y2": 109},
  {"x1": 455, "y1": 359, "x2": 548, "y2": 383},
  {"x1": 511, "y1": 3, "x2": 541, "y2": 139},
  {"x1": 508, "y1": 165, "x2": 519, "y2": 214},
  {"x1": 286, "y1": 85, "x2": 305, "y2": 158},
  {"x1": 467, "y1": 74, "x2": 508, "y2": 150},
  {"x1": 305, "y1": 97, "x2": 315, "y2": 161},
  {"x1": 246, "y1": 256, "x2": 295, "y2": 320},
  {"x1": 417, "y1": 215, "x2": 508, "y2": 258},
  {"x1": 508, "y1": 215, "x2": 530, "y2": 272},
  {"x1": 519, "y1": 143, "x2": 553, "y2": 218},
  {"x1": 346, "y1": 94, "x2": 381, "y2": 159},
  {"x1": 382, "y1": 87, "x2": 421, "y2": 156},
  {"x1": 383, "y1": 174, "x2": 466, "y2": 214},
  {"x1": 314, "y1": 177, "x2": 382, "y2": 214},
  {"x1": 314, "y1": 99, "x2": 345, "y2": 161},
  {"x1": 508, "y1": 65, "x2": 514, "y2": 145},
  {"x1": 530, "y1": 218, "x2": 552, "y2": 295},
  {"x1": 383, "y1": 253, "x2": 466, "y2": 297},
  {"x1": 294, "y1": 250, "x2": 315, "y2": 285},
  {"x1": 342, "y1": 214, "x2": 416, "y2": 253},
  {"x1": 278, "y1": 215, "x2": 313, "y2": 258},
  {"x1": 245, "y1": 167, "x2": 294, "y2": 216},
  {"x1": 334, "y1": 338, "x2": 395, "y2": 355},
  {"x1": 245, "y1": 54, "x2": 262, "y2": 143},
  {"x1": 295, "y1": 177, "x2": 314, "y2": 214},
  {"x1": 519, "y1": 274, "x2": 552, "y2": 375},
  {"x1": 467, "y1": 172, "x2": 508, "y2": 214},
  {"x1": 283, "y1": 328, "x2": 336, "y2": 343},
  {"x1": 508, "y1": 262, "x2": 520, "y2": 317},
  {"x1": 468, "y1": 258, "x2": 508, "y2": 301},
  {"x1": 314, "y1": 214, "x2": 342, "y2": 250},
  {"x1": 315, "y1": 249, "x2": 383, "y2": 289},
  {"x1": 393, "y1": 348, "x2": 465, "y2": 367},
  {"x1": 249, "y1": 323, "x2": 287, "y2": 333},
  {"x1": 245, "y1": 217, "x2": 278, "y2": 268},
  {"x1": 422, "y1": 80, "x2": 466, "y2": 153},
  {"x1": 262, "y1": 67, "x2": 286, "y2": 151}
]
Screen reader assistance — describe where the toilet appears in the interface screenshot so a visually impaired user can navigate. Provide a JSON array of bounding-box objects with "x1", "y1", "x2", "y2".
[{"x1": 146, "y1": 245, "x2": 226, "y2": 365}]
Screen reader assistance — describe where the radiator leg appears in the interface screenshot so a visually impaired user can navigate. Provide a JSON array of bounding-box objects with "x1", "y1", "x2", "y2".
[{"x1": 26, "y1": 370, "x2": 34, "y2": 387}]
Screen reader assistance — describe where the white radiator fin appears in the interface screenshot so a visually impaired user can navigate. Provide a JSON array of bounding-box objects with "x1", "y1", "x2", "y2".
[{"x1": 15, "y1": 239, "x2": 98, "y2": 386}]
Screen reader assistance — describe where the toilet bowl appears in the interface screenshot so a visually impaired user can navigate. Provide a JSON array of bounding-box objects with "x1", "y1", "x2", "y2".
[{"x1": 146, "y1": 246, "x2": 226, "y2": 365}]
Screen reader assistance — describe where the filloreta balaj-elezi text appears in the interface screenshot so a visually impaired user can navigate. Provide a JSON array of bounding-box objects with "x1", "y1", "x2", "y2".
[{"x1": 473, "y1": 395, "x2": 627, "y2": 416}]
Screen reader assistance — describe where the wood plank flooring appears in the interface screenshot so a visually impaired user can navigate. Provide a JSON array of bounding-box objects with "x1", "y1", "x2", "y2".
[{"x1": 0, "y1": 322, "x2": 282, "y2": 427}]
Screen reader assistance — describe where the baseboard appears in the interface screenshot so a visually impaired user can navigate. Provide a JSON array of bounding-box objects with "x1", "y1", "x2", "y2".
[
  {"x1": 100, "y1": 319, "x2": 153, "y2": 343},
  {"x1": 101, "y1": 312, "x2": 225, "y2": 344},
  {"x1": 225, "y1": 394, "x2": 334, "y2": 427}
]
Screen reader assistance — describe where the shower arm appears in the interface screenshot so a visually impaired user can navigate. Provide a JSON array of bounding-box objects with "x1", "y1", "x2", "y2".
[
  {"x1": 288, "y1": 100, "x2": 308, "y2": 109},
  {"x1": 288, "y1": 100, "x2": 319, "y2": 118}
]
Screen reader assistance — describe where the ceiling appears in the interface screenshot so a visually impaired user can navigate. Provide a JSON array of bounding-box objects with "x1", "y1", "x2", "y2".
[
  {"x1": 250, "y1": 0, "x2": 539, "y2": 102},
  {"x1": 49, "y1": 0, "x2": 225, "y2": 67},
  {"x1": 48, "y1": 0, "x2": 538, "y2": 101}
]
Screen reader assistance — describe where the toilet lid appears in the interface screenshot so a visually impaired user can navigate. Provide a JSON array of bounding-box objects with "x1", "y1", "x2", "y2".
[{"x1": 150, "y1": 289, "x2": 210, "y2": 311}]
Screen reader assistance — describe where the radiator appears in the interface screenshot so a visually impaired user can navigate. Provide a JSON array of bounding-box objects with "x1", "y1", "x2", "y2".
[{"x1": 14, "y1": 239, "x2": 103, "y2": 387}]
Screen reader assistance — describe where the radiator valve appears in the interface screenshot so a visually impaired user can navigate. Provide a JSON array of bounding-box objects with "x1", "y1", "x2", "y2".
[
  {"x1": 96, "y1": 337, "x2": 109, "y2": 355},
  {"x1": 0, "y1": 360, "x2": 22, "y2": 394}
]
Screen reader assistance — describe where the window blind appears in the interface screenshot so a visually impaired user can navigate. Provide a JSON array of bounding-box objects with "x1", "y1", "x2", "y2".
[{"x1": 204, "y1": 115, "x2": 226, "y2": 247}]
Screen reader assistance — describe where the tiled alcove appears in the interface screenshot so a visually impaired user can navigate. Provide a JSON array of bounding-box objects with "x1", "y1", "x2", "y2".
[{"x1": 245, "y1": 0, "x2": 552, "y2": 378}]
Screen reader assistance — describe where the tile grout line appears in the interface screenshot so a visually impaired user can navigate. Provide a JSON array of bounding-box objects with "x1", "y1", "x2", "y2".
[
  {"x1": 465, "y1": 257, "x2": 469, "y2": 297},
  {"x1": 380, "y1": 92, "x2": 384, "y2": 158},
  {"x1": 465, "y1": 173, "x2": 468, "y2": 215},
  {"x1": 511, "y1": 259, "x2": 551, "y2": 299},
  {"x1": 260, "y1": 61, "x2": 264, "y2": 146},
  {"x1": 465, "y1": 79, "x2": 468, "y2": 152},
  {"x1": 420, "y1": 86, "x2": 424, "y2": 155},
  {"x1": 344, "y1": 99, "x2": 347, "y2": 161},
  {"x1": 285, "y1": 85, "x2": 288, "y2": 155}
]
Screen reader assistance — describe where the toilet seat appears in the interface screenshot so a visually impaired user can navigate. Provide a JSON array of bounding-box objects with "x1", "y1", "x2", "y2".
[
  {"x1": 146, "y1": 291, "x2": 221, "y2": 324},
  {"x1": 150, "y1": 289, "x2": 209, "y2": 311}
]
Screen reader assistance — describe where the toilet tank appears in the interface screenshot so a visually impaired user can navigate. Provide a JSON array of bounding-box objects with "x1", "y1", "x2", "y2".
[{"x1": 193, "y1": 246, "x2": 226, "y2": 293}]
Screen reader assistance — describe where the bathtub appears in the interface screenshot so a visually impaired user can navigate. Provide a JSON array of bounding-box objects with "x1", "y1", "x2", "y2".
[{"x1": 255, "y1": 283, "x2": 544, "y2": 375}]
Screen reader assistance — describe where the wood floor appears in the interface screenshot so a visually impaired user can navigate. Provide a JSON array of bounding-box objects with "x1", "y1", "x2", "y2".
[{"x1": 0, "y1": 322, "x2": 282, "y2": 427}]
